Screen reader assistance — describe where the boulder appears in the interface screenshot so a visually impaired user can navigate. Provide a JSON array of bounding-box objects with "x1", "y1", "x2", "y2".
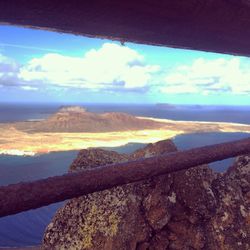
[{"x1": 42, "y1": 140, "x2": 250, "y2": 250}]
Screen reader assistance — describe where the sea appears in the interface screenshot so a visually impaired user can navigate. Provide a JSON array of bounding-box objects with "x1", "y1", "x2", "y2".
[{"x1": 0, "y1": 103, "x2": 249, "y2": 247}]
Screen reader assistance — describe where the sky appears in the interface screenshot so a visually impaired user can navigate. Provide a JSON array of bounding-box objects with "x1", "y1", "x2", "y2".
[{"x1": 0, "y1": 25, "x2": 250, "y2": 105}]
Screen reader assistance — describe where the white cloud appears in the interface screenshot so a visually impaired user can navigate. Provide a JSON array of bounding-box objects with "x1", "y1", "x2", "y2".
[
  {"x1": 20, "y1": 86, "x2": 38, "y2": 91},
  {"x1": 2, "y1": 45, "x2": 250, "y2": 96},
  {"x1": 162, "y1": 57, "x2": 250, "y2": 94},
  {"x1": 19, "y1": 43, "x2": 160, "y2": 90}
]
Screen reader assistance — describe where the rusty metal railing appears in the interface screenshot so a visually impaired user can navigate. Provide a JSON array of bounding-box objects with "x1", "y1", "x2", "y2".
[{"x1": 0, "y1": 137, "x2": 250, "y2": 217}]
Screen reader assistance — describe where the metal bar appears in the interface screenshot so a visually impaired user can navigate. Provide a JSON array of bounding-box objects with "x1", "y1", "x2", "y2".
[{"x1": 0, "y1": 137, "x2": 250, "y2": 217}]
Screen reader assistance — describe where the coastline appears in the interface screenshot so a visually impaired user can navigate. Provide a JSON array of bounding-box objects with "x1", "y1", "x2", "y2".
[
  {"x1": 1, "y1": 115, "x2": 250, "y2": 156},
  {"x1": 0, "y1": 149, "x2": 36, "y2": 156},
  {"x1": 138, "y1": 116, "x2": 250, "y2": 129},
  {"x1": 0, "y1": 128, "x2": 183, "y2": 156}
]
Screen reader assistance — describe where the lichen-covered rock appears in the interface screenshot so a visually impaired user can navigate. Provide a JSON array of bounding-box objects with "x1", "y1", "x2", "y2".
[
  {"x1": 42, "y1": 140, "x2": 177, "y2": 250},
  {"x1": 205, "y1": 155, "x2": 250, "y2": 250},
  {"x1": 42, "y1": 141, "x2": 250, "y2": 250}
]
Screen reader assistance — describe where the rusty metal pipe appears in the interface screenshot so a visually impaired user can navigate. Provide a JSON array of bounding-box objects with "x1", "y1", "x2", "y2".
[{"x1": 0, "y1": 137, "x2": 250, "y2": 217}]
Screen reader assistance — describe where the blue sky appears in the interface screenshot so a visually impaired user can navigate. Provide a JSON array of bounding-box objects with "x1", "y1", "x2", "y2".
[{"x1": 0, "y1": 25, "x2": 250, "y2": 105}]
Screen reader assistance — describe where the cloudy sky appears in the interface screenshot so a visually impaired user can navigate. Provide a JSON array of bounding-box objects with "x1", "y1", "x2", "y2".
[{"x1": 0, "y1": 25, "x2": 250, "y2": 105}]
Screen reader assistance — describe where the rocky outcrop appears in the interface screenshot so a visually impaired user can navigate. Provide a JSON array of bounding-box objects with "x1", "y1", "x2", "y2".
[{"x1": 42, "y1": 140, "x2": 250, "y2": 250}]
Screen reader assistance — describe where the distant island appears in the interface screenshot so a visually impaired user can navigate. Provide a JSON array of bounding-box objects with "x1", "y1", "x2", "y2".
[
  {"x1": 155, "y1": 103, "x2": 177, "y2": 109},
  {"x1": 0, "y1": 106, "x2": 250, "y2": 156},
  {"x1": 12, "y1": 106, "x2": 165, "y2": 133}
]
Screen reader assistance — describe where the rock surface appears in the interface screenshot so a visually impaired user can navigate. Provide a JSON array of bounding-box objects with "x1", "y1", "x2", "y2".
[{"x1": 42, "y1": 140, "x2": 250, "y2": 250}]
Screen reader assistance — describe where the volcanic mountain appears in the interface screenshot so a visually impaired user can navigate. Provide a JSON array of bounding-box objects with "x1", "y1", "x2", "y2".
[{"x1": 13, "y1": 106, "x2": 165, "y2": 133}]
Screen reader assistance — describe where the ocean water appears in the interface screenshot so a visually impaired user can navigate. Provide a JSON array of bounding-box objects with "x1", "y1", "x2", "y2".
[
  {"x1": 0, "y1": 144, "x2": 144, "y2": 248},
  {"x1": 86, "y1": 104, "x2": 250, "y2": 124},
  {"x1": 0, "y1": 103, "x2": 250, "y2": 124},
  {"x1": 174, "y1": 132, "x2": 249, "y2": 172},
  {"x1": 0, "y1": 103, "x2": 249, "y2": 247}
]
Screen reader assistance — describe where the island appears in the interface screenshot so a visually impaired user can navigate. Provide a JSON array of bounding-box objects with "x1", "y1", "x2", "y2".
[{"x1": 0, "y1": 106, "x2": 249, "y2": 156}]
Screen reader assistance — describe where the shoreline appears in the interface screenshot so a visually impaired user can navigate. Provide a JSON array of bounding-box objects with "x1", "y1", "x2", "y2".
[
  {"x1": 0, "y1": 129, "x2": 183, "y2": 156},
  {"x1": 0, "y1": 116, "x2": 250, "y2": 156},
  {"x1": 137, "y1": 116, "x2": 250, "y2": 127}
]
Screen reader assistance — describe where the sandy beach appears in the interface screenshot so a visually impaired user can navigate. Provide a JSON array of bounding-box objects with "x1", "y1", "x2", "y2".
[{"x1": 1, "y1": 115, "x2": 250, "y2": 156}]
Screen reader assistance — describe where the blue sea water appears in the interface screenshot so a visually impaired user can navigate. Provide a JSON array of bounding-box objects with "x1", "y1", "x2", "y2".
[
  {"x1": 0, "y1": 103, "x2": 249, "y2": 247},
  {"x1": 0, "y1": 103, "x2": 250, "y2": 124}
]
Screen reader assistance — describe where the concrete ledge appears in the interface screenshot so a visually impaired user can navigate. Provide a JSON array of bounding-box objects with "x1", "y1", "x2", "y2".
[{"x1": 1, "y1": 1, "x2": 250, "y2": 56}]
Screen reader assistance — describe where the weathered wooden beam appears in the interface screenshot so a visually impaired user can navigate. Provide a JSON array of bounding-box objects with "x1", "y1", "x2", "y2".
[
  {"x1": 1, "y1": 1, "x2": 250, "y2": 56},
  {"x1": 0, "y1": 137, "x2": 250, "y2": 217}
]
